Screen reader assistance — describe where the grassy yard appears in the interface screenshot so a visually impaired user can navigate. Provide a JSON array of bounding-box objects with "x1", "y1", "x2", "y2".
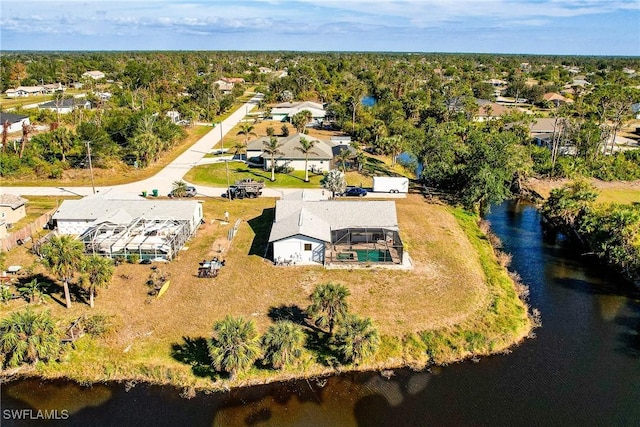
[
  {"x1": 0, "y1": 194, "x2": 531, "y2": 391},
  {"x1": 186, "y1": 161, "x2": 324, "y2": 188}
]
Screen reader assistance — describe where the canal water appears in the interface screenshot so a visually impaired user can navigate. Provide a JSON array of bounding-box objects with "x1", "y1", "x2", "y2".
[{"x1": 2, "y1": 201, "x2": 639, "y2": 426}]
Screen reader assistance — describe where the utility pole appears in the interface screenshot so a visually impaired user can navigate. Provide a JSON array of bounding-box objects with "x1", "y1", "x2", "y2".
[
  {"x1": 225, "y1": 159, "x2": 231, "y2": 201},
  {"x1": 219, "y1": 121, "x2": 224, "y2": 150},
  {"x1": 85, "y1": 140, "x2": 96, "y2": 194}
]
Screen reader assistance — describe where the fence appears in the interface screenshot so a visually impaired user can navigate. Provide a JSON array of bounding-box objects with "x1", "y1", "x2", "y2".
[
  {"x1": 0, "y1": 209, "x2": 55, "y2": 252},
  {"x1": 227, "y1": 219, "x2": 241, "y2": 241}
]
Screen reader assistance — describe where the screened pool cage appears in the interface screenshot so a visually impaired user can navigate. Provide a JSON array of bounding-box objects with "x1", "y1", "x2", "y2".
[
  {"x1": 79, "y1": 217, "x2": 193, "y2": 261},
  {"x1": 327, "y1": 228, "x2": 403, "y2": 264}
]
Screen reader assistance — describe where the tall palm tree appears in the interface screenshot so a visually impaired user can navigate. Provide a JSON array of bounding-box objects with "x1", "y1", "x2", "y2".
[
  {"x1": 132, "y1": 115, "x2": 161, "y2": 166},
  {"x1": 307, "y1": 283, "x2": 350, "y2": 334},
  {"x1": 263, "y1": 137, "x2": 283, "y2": 182},
  {"x1": 40, "y1": 235, "x2": 84, "y2": 309},
  {"x1": 0, "y1": 308, "x2": 61, "y2": 367},
  {"x1": 52, "y1": 127, "x2": 74, "y2": 163},
  {"x1": 333, "y1": 314, "x2": 380, "y2": 365},
  {"x1": 295, "y1": 137, "x2": 317, "y2": 182},
  {"x1": 208, "y1": 315, "x2": 261, "y2": 380},
  {"x1": 355, "y1": 150, "x2": 368, "y2": 172},
  {"x1": 336, "y1": 148, "x2": 352, "y2": 173},
  {"x1": 236, "y1": 122, "x2": 257, "y2": 160},
  {"x1": 81, "y1": 255, "x2": 114, "y2": 308},
  {"x1": 261, "y1": 321, "x2": 306, "y2": 370}
]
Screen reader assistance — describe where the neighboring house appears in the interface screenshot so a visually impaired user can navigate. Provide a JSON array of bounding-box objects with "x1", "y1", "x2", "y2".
[
  {"x1": 631, "y1": 103, "x2": 640, "y2": 119},
  {"x1": 213, "y1": 79, "x2": 234, "y2": 93},
  {"x1": 52, "y1": 194, "x2": 203, "y2": 261},
  {"x1": 43, "y1": 83, "x2": 65, "y2": 93},
  {"x1": 0, "y1": 194, "x2": 27, "y2": 226},
  {"x1": 82, "y1": 70, "x2": 106, "y2": 80},
  {"x1": 38, "y1": 98, "x2": 92, "y2": 114},
  {"x1": 543, "y1": 92, "x2": 574, "y2": 107},
  {"x1": 271, "y1": 101, "x2": 326, "y2": 126},
  {"x1": 5, "y1": 86, "x2": 45, "y2": 98},
  {"x1": 474, "y1": 100, "x2": 514, "y2": 121},
  {"x1": 268, "y1": 192, "x2": 405, "y2": 266},
  {"x1": 246, "y1": 133, "x2": 334, "y2": 173},
  {"x1": 0, "y1": 112, "x2": 31, "y2": 133},
  {"x1": 258, "y1": 67, "x2": 273, "y2": 74},
  {"x1": 223, "y1": 77, "x2": 245, "y2": 84},
  {"x1": 529, "y1": 118, "x2": 573, "y2": 154}
]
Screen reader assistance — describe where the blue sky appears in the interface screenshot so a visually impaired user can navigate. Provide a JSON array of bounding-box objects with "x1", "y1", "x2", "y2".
[{"x1": 2, "y1": 1, "x2": 639, "y2": 55}]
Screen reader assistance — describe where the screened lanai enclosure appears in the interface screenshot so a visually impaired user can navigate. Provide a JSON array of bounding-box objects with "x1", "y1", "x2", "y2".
[
  {"x1": 326, "y1": 228, "x2": 403, "y2": 264},
  {"x1": 79, "y1": 217, "x2": 193, "y2": 261}
]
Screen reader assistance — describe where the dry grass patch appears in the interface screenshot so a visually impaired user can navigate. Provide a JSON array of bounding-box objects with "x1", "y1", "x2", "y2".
[{"x1": 1, "y1": 194, "x2": 529, "y2": 388}]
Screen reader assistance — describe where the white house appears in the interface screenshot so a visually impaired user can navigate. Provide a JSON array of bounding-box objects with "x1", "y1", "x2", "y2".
[
  {"x1": 269, "y1": 193, "x2": 404, "y2": 266},
  {"x1": 38, "y1": 98, "x2": 92, "y2": 114},
  {"x1": 271, "y1": 101, "x2": 326, "y2": 126},
  {"x1": 52, "y1": 194, "x2": 204, "y2": 261},
  {"x1": 247, "y1": 133, "x2": 334, "y2": 173},
  {"x1": 5, "y1": 86, "x2": 45, "y2": 98},
  {"x1": 0, "y1": 112, "x2": 31, "y2": 133},
  {"x1": 82, "y1": 70, "x2": 106, "y2": 80}
]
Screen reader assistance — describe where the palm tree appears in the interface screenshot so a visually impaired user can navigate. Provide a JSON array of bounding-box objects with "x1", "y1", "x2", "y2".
[
  {"x1": 236, "y1": 123, "x2": 257, "y2": 160},
  {"x1": 40, "y1": 235, "x2": 84, "y2": 309},
  {"x1": 51, "y1": 127, "x2": 74, "y2": 163},
  {"x1": 336, "y1": 148, "x2": 352, "y2": 173},
  {"x1": 355, "y1": 150, "x2": 368, "y2": 172},
  {"x1": 307, "y1": 283, "x2": 350, "y2": 334},
  {"x1": 322, "y1": 169, "x2": 346, "y2": 199},
  {"x1": 386, "y1": 135, "x2": 403, "y2": 166},
  {"x1": 295, "y1": 137, "x2": 317, "y2": 182},
  {"x1": 261, "y1": 321, "x2": 306, "y2": 370},
  {"x1": 333, "y1": 314, "x2": 380, "y2": 365},
  {"x1": 132, "y1": 115, "x2": 161, "y2": 166},
  {"x1": 292, "y1": 110, "x2": 313, "y2": 133},
  {"x1": 208, "y1": 315, "x2": 261, "y2": 380},
  {"x1": 171, "y1": 180, "x2": 188, "y2": 197},
  {"x1": 0, "y1": 308, "x2": 61, "y2": 367},
  {"x1": 81, "y1": 255, "x2": 114, "y2": 308},
  {"x1": 18, "y1": 278, "x2": 48, "y2": 305},
  {"x1": 263, "y1": 137, "x2": 283, "y2": 182}
]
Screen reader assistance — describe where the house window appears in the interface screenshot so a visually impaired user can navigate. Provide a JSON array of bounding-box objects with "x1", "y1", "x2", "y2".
[{"x1": 304, "y1": 243, "x2": 312, "y2": 251}]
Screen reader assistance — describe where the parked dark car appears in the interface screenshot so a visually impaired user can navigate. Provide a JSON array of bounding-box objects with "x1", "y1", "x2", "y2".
[{"x1": 342, "y1": 187, "x2": 367, "y2": 197}]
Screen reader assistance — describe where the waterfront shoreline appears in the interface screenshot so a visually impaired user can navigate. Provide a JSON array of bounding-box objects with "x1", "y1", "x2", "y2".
[{"x1": 0, "y1": 200, "x2": 534, "y2": 395}]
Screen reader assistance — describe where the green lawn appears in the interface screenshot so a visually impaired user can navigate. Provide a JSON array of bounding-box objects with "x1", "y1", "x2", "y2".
[
  {"x1": 185, "y1": 161, "x2": 326, "y2": 188},
  {"x1": 185, "y1": 162, "x2": 384, "y2": 189},
  {"x1": 597, "y1": 188, "x2": 640, "y2": 205}
]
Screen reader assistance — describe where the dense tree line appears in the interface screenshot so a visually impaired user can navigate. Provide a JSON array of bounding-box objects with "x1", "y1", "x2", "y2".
[
  {"x1": 542, "y1": 181, "x2": 640, "y2": 285},
  {"x1": 3, "y1": 52, "x2": 640, "y2": 208}
]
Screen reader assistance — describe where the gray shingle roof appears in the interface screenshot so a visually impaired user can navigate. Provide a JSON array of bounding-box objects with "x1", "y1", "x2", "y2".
[
  {"x1": 268, "y1": 199, "x2": 398, "y2": 243},
  {"x1": 53, "y1": 197, "x2": 200, "y2": 223},
  {"x1": 0, "y1": 194, "x2": 27, "y2": 209},
  {"x1": 247, "y1": 133, "x2": 333, "y2": 160}
]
